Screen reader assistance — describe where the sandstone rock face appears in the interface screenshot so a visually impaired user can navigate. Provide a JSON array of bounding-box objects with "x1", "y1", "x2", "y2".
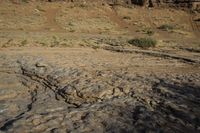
[{"x1": 0, "y1": 48, "x2": 199, "y2": 133}]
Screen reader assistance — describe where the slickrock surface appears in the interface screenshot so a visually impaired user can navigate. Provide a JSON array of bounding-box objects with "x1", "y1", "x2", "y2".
[{"x1": 0, "y1": 48, "x2": 199, "y2": 133}]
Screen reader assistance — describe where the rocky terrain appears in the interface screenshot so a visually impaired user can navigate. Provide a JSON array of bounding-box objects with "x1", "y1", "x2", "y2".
[
  {"x1": 0, "y1": 0, "x2": 200, "y2": 133},
  {"x1": 0, "y1": 48, "x2": 200, "y2": 133}
]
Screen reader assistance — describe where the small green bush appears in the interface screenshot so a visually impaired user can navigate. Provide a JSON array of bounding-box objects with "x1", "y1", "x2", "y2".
[
  {"x1": 158, "y1": 24, "x2": 175, "y2": 31},
  {"x1": 128, "y1": 38, "x2": 157, "y2": 48}
]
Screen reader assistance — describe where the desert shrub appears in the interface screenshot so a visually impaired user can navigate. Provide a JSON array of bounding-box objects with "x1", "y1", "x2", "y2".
[
  {"x1": 21, "y1": 0, "x2": 29, "y2": 3},
  {"x1": 52, "y1": 36, "x2": 59, "y2": 46},
  {"x1": 21, "y1": 40, "x2": 28, "y2": 46},
  {"x1": 69, "y1": 28, "x2": 75, "y2": 32},
  {"x1": 158, "y1": 24, "x2": 175, "y2": 31},
  {"x1": 79, "y1": 4, "x2": 87, "y2": 8},
  {"x1": 142, "y1": 29, "x2": 155, "y2": 36},
  {"x1": 128, "y1": 38, "x2": 157, "y2": 48},
  {"x1": 123, "y1": 16, "x2": 131, "y2": 20},
  {"x1": 146, "y1": 30, "x2": 154, "y2": 36},
  {"x1": 68, "y1": 22, "x2": 74, "y2": 26}
]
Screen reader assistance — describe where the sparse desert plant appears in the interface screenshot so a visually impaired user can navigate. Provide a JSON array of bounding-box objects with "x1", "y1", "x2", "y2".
[
  {"x1": 123, "y1": 16, "x2": 131, "y2": 20},
  {"x1": 79, "y1": 4, "x2": 87, "y2": 8},
  {"x1": 146, "y1": 30, "x2": 154, "y2": 36},
  {"x1": 158, "y1": 24, "x2": 175, "y2": 31},
  {"x1": 68, "y1": 22, "x2": 74, "y2": 26},
  {"x1": 60, "y1": 43, "x2": 72, "y2": 47},
  {"x1": 21, "y1": 40, "x2": 28, "y2": 46},
  {"x1": 69, "y1": 28, "x2": 75, "y2": 32},
  {"x1": 142, "y1": 29, "x2": 155, "y2": 36},
  {"x1": 6, "y1": 39, "x2": 13, "y2": 44},
  {"x1": 128, "y1": 38, "x2": 157, "y2": 48},
  {"x1": 39, "y1": 42, "x2": 47, "y2": 47},
  {"x1": 52, "y1": 36, "x2": 59, "y2": 47},
  {"x1": 91, "y1": 45, "x2": 100, "y2": 50},
  {"x1": 21, "y1": 0, "x2": 29, "y2": 3}
]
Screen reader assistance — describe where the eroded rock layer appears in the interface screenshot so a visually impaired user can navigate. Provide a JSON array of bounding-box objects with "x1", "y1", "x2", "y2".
[{"x1": 0, "y1": 48, "x2": 199, "y2": 133}]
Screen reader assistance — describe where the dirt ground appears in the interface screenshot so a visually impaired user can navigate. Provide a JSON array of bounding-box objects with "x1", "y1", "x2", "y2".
[{"x1": 0, "y1": 1, "x2": 200, "y2": 133}]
